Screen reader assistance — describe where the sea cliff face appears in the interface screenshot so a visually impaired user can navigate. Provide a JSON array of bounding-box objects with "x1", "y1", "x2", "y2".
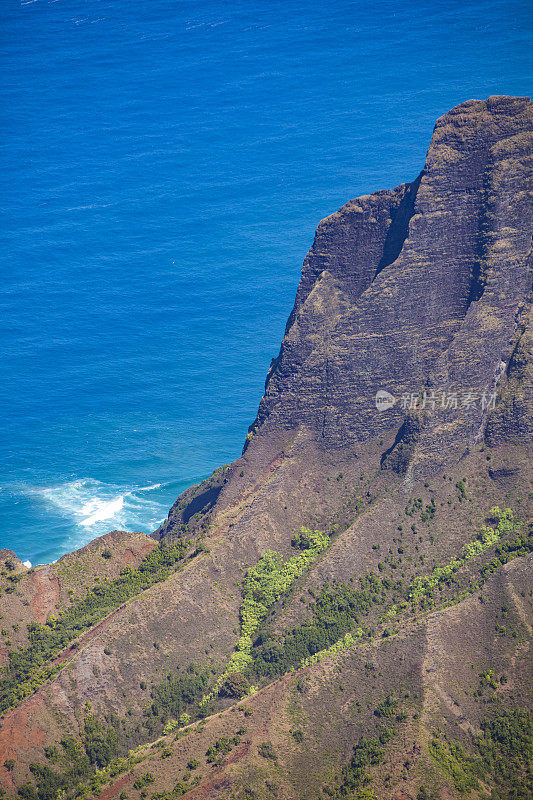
[
  {"x1": 246, "y1": 96, "x2": 532, "y2": 475},
  {"x1": 1, "y1": 97, "x2": 531, "y2": 800}
]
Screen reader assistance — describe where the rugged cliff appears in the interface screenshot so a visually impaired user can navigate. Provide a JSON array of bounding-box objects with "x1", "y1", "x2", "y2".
[
  {"x1": 0, "y1": 97, "x2": 531, "y2": 800},
  {"x1": 246, "y1": 95, "x2": 532, "y2": 472}
]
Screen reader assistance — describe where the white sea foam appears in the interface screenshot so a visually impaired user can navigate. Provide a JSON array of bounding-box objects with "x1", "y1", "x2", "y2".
[
  {"x1": 23, "y1": 560, "x2": 32, "y2": 568},
  {"x1": 27, "y1": 478, "x2": 170, "y2": 548},
  {"x1": 79, "y1": 495, "x2": 124, "y2": 526}
]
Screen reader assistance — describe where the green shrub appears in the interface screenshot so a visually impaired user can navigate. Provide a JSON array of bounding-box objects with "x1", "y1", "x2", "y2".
[
  {"x1": 206, "y1": 736, "x2": 239, "y2": 763},
  {"x1": 333, "y1": 735, "x2": 384, "y2": 795},
  {"x1": 219, "y1": 672, "x2": 250, "y2": 698},
  {"x1": 258, "y1": 741, "x2": 277, "y2": 760},
  {"x1": 83, "y1": 714, "x2": 118, "y2": 768},
  {"x1": 374, "y1": 695, "x2": 398, "y2": 719},
  {"x1": 18, "y1": 784, "x2": 38, "y2": 800},
  {"x1": 150, "y1": 666, "x2": 208, "y2": 722},
  {"x1": 133, "y1": 774, "x2": 155, "y2": 791}
]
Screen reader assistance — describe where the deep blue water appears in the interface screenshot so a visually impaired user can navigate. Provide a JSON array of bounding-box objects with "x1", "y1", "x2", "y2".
[{"x1": 1, "y1": 0, "x2": 531, "y2": 565}]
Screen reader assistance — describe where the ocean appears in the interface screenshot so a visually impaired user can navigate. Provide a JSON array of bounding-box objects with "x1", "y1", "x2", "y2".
[{"x1": 1, "y1": 0, "x2": 531, "y2": 565}]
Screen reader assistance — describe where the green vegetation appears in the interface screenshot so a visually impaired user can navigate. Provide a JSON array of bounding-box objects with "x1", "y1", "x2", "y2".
[
  {"x1": 324, "y1": 721, "x2": 397, "y2": 798},
  {"x1": 13, "y1": 665, "x2": 211, "y2": 800},
  {"x1": 252, "y1": 578, "x2": 376, "y2": 678},
  {"x1": 246, "y1": 507, "x2": 531, "y2": 688},
  {"x1": 477, "y1": 669, "x2": 499, "y2": 693},
  {"x1": 298, "y1": 625, "x2": 364, "y2": 668},
  {"x1": 10, "y1": 505, "x2": 533, "y2": 800},
  {"x1": 335, "y1": 736, "x2": 382, "y2": 792},
  {"x1": 252, "y1": 508, "x2": 527, "y2": 680},
  {"x1": 373, "y1": 694, "x2": 398, "y2": 719},
  {"x1": 428, "y1": 738, "x2": 479, "y2": 793},
  {"x1": 429, "y1": 709, "x2": 533, "y2": 798},
  {"x1": 404, "y1": 496, "x2": 436, "y2": 524},
  {"x1": 219, "y1": 672, "x2": 250, "y2": 698},
  {"x1": 409, "y1": 507, "x2": 516, "y2": 604},
  {"x1": 416, "y1": 789, "x2": 438, "y2": 800},
  {"x1": 148, "y1": 666, "x2": 208, "y2": 725},
  {"x1": 206, "y1": 733, "x2": 243, "y2": 764},
  {"x1": 150, "y1": 781, "x2": 200, "y2": 800},
  {"x1": 0, "y1": 540, "x2": 191, "y2": 713},
  {"x1": 83, "y1": 714, "x2": 120, "y2": 768},
  {"x1": 257, "y1": 741, "x2": 277, "y2": 760},
  {"x1": 15, "y1": 715, "x2": 124, "y2": 800},
  {"x1": 206, "y1": 527, "x2": 330, "y2": 699},
  {"x1": 479, "y1": 515, "x2": 533, "y2": 580},
  {"x1": 133, "y1": 773, "x2": 155, "y2": 790},
  {"x1": 478, "y1": 710, "x2": 533, "y2": 795},
  {"x1": 405, "y1": 498, "x2": 423, "y2": 516}
]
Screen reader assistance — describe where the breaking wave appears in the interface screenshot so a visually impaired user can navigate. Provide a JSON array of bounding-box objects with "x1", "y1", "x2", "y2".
[{"x1": 27, "y1": 478, "x2": 170, "y2": 544}]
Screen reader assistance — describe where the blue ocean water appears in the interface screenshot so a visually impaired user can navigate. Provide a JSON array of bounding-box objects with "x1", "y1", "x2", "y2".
[{"x1": 1, "y1": 0, "x2": 531, "y2": 565}]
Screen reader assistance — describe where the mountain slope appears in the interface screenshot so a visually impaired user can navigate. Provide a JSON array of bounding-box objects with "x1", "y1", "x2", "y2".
[{"x1": 1, "y1": 96, "x2": 531, "y2": 800}]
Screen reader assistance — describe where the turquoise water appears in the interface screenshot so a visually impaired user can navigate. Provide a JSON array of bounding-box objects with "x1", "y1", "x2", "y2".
[{"x1": 1, "y1": 0, "x2": 531, "y2": 564}]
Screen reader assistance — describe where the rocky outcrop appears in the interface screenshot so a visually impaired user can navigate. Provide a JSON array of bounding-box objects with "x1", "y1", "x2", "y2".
[{"x1": 246, "y1": 96, "x2": 532, "y2": 477}]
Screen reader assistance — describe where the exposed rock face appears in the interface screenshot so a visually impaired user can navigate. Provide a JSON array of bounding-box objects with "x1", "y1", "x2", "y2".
[
  {"x1": 485, "y1": 304, "x2": 533, "y2": 445},
  {"x1": 247, "y1": 96, "x2": 532, "y2": 476}
]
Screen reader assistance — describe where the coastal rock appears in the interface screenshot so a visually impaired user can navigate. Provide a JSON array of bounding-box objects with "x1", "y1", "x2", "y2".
[{"x1": 246, "y1": 96, "x2": 532, "y2": 477}]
